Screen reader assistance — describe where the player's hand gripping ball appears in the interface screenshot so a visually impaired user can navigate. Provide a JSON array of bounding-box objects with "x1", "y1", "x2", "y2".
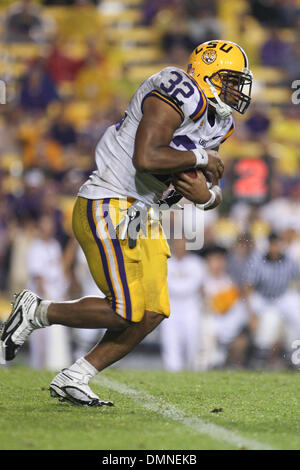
[
  {"x1": 172, "y1": 168, "x2": 215, "y2": 204},
  {"x1": 181, "y1": 168, "x2": 198, "y2": 179}
]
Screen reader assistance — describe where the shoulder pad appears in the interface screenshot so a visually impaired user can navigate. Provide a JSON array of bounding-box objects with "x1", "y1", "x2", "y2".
[{"x1": 151, "y1": 67, "x2": 208, "y2": 122}]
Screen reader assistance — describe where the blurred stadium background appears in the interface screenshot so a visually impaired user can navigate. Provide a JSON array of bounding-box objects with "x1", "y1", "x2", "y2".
[{"x1": 1, "y1": 0, "x2": 300, "y2": 372}]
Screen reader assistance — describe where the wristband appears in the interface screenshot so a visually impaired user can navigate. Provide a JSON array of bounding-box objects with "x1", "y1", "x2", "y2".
[
  {"x1": 195, "y1": 185, "x2": 221, "y2": 210},
  {"x1": 192, "y1": 148, "x2": 208, "y2": 168}
]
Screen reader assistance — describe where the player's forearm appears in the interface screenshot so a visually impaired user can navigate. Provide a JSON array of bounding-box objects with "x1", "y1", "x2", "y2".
[
  {"x1": 204, "y1": 189, "x2": 222, "y2": 210},
  {"x1": 134, "y1": 97, "x2": 224, "y2": 177},
  {"x1": 133, "y1": 146, "x2": 197, "y2": 174}
]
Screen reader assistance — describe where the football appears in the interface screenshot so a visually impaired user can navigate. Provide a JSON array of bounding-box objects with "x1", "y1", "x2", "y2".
[
  {"x1": 183, "y1": 168, "x2": 198, "y2": 178},
  {"x1": 174, "y1": 168, "x2": 210, "y2": 180},
  {"x1": 173, "y1": 168, "x2": 214, "y2": 190}
]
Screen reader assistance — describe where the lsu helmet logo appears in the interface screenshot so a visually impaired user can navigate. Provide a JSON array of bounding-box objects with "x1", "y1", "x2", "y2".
[{"x1": 202, "y1": 49, "x2": 217, "y2": 65}]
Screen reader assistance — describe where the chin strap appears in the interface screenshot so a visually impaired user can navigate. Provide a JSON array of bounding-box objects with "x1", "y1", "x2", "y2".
[{"x1": 205, "y1": 77, "x2": 232, "y2": 119}]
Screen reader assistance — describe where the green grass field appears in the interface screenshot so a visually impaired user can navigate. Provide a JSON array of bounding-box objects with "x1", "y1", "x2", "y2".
[{"x1": 0, "y1": 367, "x2": 300, "y2": 450}]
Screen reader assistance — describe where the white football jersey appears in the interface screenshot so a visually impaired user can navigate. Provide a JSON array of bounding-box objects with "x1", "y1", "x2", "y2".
[{"x1": 78, "y1": 66, "x2": 234, "y2": 205}]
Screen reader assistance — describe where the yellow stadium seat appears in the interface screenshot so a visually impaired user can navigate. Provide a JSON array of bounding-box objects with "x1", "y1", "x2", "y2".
[
  {"x1": 0, "y1": 153, "x2": 22, "y2": 171},
  {"x1": 106, "y1": 0, "x2": 143, "y2": 4},
  {"x1": 64, "y1": 101, "x2": 93, "y2": 129},
  {"x1": 44, "y1": 6, "x2": 103, "y2": 39},
  {"x1": 0, "y1": 62, "x2": 26, "y2": 77},
  {"x1": 252, "y1": 66, "x2": 285, "y2": 84},
  {"x1": 101, "y1": 9, "x2": 141, "y2": 25},
  {"x1": 126, "y1": 64, "x2": 163, "y2": 82},
  {"x1": 121, "y1": 46, "x2": 162, "y2": 64},
  {"x1": 7, "y1": 43, "x2": 41, "y2": 60},
  {"x1": 256, "y1": 87, "x2": 290, "y2": 104},
  {"x1": 218, "y1": 0, "x2": 248, "y2": 23},
  {"x1": 113, "y1": 27, "x2": 160, "y2": 45}
]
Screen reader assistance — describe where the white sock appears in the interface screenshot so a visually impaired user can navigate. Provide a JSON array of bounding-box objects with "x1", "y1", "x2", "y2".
[
  {"x1": 34, "y1": 300, "x2": 51, "y2": 327},
  {"x1": 69, "y1": 357, "x2": 98, "y2": 381}
]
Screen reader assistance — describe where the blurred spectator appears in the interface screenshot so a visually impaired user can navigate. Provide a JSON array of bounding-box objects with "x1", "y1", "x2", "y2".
[
  {"x1": 249, "y1": 0, "x2": 284, "y2": 27},
  {"x1": 283, "y1": 37, "x2": 300, "y2": 82},
  {"x1": 243, "y1": 232, "x2": 300, "y2": 369},
  {"x1": 8, "y1": 216, "x2": 36, "y2": 295},
  {"x1": 27, "y1": 214, "x2": 71, "y2": 369},
  {"x1": 49, "y1": 105, "x2": 77, "y2": 147},
  {"x1": 3, "y1": 0, "x2": 56, "y2": 43},
  {"x1": 43, "y1": 0, "x2": 98, "y2": 5},
  {"x1": 46, "y1": 36, "x2": 104, "y2": 85},
  {"x1": 282, "y1": 228, "x2": 300, "y2": 266},
  {"x1": 200, "y1": 246, "x2": 248, "y2": 369},
  {"x1": 260, "y1": 30, "x2": 289, "y2": 68},
  {"x1": 187, "y1": 8, "x2": 222, "y2": 48},
  {"x1": 73, "y1": 245, "x2": 104, "y2": 359},
  {"x1": 162, "y1": 18, "x2": 194, "y2": 64},
  {"x1": 61, "y1": 238, "x2": 103, "y2": 360},
  {"x1": 250, "y1": 0, "x2": 300, "y2": 28},
  {"x1": 260, "y1": 180, "x2": 300, "y2": 233},
  {"x1": 1, "y1": 0, "x2": 300, "y2": 372},
  {"x1": 14, "y1": 169, "x2": 45, "y2": 220},
  {"x1": 227, "y1": 233, "x2": 256, "y2": 288},
  {"x1": 39, "y1": 182, "x2": 70, "y2": 247},
  {"x1": 73, "y1": 52, "x2": 112, "y2": 106},
  {"x1": 185, "y1": 0, "x2": 217, "y2": 18},
  {"x1": 59, "y1": 168, "x2": 86, "y2": 196},
  {"x1": 160, "y1": 238, "x2": 204, "y2": 372},
  {"x1": 27, "y1": 214, "x2": 69, "y2": 299},
  {"x1": 46, "y1": 38, "x2": 85, "y2": 84},
  {"x1": 270, "y1": 105, "x2": 300, "y2": 145},
  {"x1": 0, "y1": 193, "x2": 14, "y2": 291},
  {"x1": 79, "y1": 109, "x2": 115, "y2": 148},
  {"x1": 245, "y1": 103, "x2": 271, "y2": 138},
  {"x1": 19, "y1": 60, "x2": 59, "y2": 112},
  {"x1": 142, "y1": 0, "x2": 181, "y2": 25}
]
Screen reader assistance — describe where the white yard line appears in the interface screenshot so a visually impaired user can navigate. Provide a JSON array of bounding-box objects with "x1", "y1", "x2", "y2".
[{"x1": 94, "y1": 376, "x2": 274, "y2": 450}]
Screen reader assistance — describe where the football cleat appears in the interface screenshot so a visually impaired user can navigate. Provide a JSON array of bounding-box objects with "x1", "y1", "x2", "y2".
[
  {"x1": 49, "y1": 369, "x2": 114, "y2": 407},
  {"x1": 0, "y1": 289, "x2": 42, "y2": 364}
]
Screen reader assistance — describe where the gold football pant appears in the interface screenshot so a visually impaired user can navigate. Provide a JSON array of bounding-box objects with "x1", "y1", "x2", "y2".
[{"x1": 72, "y1": 197, "x2": 171, "y2": 322}]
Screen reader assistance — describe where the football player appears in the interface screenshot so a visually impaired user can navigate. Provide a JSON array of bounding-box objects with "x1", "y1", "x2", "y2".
[{"x1": 0, "y1": 40, "x2": 252, "y2": 406}]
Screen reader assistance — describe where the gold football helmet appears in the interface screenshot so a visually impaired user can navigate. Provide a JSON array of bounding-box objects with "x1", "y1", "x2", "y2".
[{"x1": 187, "y1": 40, "x2": 252, "y2": 116}]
